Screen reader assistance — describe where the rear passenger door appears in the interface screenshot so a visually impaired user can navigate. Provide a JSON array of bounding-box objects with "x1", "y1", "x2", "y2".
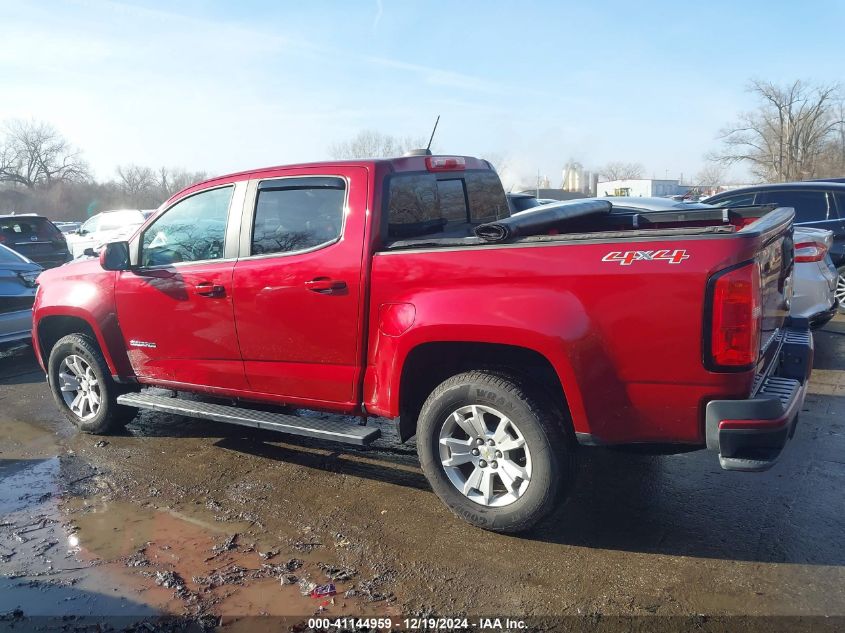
[{"x1": 231, "y1": 168, "x2": 368, "y2": 406}]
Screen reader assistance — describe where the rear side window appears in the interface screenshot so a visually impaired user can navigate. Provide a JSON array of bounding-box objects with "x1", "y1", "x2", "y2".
[
  {"x1": 0, "y1": 217, "x2": 61, "y2": 241},
  {"x1": 756, "y1": 190, "x2": 830, "y2": 222},
  {"x1": 386, "y1": 171, "x2": 509, "y2": 239},
  {"x1": 251, "y1": 177, "x2": 345, "y2": 256}
]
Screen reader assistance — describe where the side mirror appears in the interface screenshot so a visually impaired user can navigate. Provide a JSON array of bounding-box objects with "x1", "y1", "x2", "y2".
[
  {"x1": 100, "y1": 241, "x2": 131, "y2": 271},
  {"x1": 78, "y1": 228, "x2": 87, "y2": 236}
]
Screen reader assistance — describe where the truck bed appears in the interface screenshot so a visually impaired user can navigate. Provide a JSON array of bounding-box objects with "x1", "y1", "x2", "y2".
[
  {"x1": 383, "y1": 203, "x2": 778, "y2": 251},
  {"x1": 367, "y1": 205, "x2": 795, "y2": 447}
]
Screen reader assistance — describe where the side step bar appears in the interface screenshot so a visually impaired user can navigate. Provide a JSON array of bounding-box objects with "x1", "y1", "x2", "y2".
[{"x1": 116, "y1": 393, "x2": 381, "y2": 446}]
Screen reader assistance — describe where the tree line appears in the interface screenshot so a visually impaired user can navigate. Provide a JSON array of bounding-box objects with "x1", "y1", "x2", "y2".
[
  {"x1": 0, "y1": 119, "x2": 207, "y2": 221},
  {"x1": 2, "y1": 78, "x2": 842, "y2": 221}
]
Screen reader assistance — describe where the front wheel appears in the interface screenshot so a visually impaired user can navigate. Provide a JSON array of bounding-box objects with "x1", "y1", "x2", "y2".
[
  {"x1": 836, "y1": 267, "x2": 845, "y2": 313},
  {"x1": 47, "y1": 334, "x2": 137, "y2": 434},
  {"x1": 416, "y1": 370, "x2": 575, "y2": 533}
]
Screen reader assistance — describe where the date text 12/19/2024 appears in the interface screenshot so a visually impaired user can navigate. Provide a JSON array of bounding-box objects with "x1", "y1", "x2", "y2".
[{"x1": 307, "y1": 617, "x2": 527, "y2": 630}]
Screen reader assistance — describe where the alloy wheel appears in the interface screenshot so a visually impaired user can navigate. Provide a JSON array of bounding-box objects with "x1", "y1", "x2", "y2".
[
  {"x1": 58, "y1": 354, "x2": 101, "y2": 421},
  {"x1": 438, "y1": 404, "x2": 532, "y2": 507},
  {"x1": 836, "y1": 272, "x2": 845, "y2": 312}
]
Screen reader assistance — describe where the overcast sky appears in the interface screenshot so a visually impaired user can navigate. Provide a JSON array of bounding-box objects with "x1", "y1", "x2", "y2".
[{"x1": 2, "y1": 0, "x2": 843, "y2": 188}]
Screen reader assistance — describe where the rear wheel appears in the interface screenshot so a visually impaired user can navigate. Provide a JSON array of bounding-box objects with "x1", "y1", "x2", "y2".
[
  {"x1": 836, "y1": 267, "x2": 845, "y2": 313},
  {"x1": 47, "y1": 334, "x2": 137, "y2": 434},
  {"x1": 416, "y1": 370, "x2": 575, "y2": 533}
]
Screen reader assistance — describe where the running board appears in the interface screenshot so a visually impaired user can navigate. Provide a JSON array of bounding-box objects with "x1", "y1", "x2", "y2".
[{"x1": 116, "y1": 393, "x2": 380, "y2": 446}]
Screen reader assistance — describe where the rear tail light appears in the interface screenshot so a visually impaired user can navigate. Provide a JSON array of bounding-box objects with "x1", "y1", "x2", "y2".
[
  {"x1": 425, "y1": 156, "x2": 465, "y2": 172},
  {"x1": 707, "y1": 261, "x2": 761, "y2": 370},
  {"x1": 794, "y1": 241, "x2": 828, "y2": 263}
]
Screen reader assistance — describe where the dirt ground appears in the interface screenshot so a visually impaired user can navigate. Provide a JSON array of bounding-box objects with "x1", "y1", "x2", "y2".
[{"x1": 1, "y1": 316, "x2": 844, "y2": 632}]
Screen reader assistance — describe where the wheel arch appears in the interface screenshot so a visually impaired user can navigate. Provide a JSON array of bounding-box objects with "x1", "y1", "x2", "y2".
[
  {"x1": 394, "y1": 341, "x2": 577, "y2": 442},
  {"x1": 35, "y1": 311, "x2": 130, "y2": 380}
]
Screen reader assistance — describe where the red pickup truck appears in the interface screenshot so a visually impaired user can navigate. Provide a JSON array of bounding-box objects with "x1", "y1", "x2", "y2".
[{"x1": 32, "y1": 153, "x2": 812, "y2": 532}]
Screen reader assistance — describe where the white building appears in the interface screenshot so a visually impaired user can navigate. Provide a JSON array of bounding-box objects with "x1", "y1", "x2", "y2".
[{"x1": 596, "y1": 178, "x2": 690, "y2": 198}]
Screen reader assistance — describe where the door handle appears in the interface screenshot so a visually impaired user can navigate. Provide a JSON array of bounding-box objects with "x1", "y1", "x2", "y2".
[
  {"x1": 195, "y1": 282, "x2": 226, "y2": 297},
  {"x1": 305, "y1": 277, "x2": 347, "y2": 294}
]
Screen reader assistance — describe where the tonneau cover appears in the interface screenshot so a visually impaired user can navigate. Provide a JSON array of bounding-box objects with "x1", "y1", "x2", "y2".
[{"x1": 474, "y1": 199, "x2": 612, "y2": 242}]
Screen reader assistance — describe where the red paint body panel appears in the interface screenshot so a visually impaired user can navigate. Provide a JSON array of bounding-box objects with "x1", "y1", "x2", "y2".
[
  {"x1": 115, "y1": 262, "x2": 247, "y2": 389},
  {"x1": 32, "y1": 155, "x2": 792, "y2": 448},
  {"x1": 32, "y1": 259, "x2": 132, "y2": 377},
  {"x1": 231, "y1": 165, "x2": 369, "y2": 404},
  {"x1": 364, "y1": 237, "x2": 759, "y2": 444}
]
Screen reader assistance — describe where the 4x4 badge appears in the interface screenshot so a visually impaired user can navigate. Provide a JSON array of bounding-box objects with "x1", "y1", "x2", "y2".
[{"x1": 602, "y1": 249, "x2": 690, "y2": 266}]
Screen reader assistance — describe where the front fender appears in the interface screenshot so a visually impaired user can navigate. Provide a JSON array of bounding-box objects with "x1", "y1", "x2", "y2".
[{"x1": 32, "y1": 261, "x2": 133, "y2": 379}]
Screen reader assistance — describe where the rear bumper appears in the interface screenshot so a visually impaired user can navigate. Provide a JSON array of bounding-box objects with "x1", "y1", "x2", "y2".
[
  {"x1": 705, "y1": 324, "x2": 813, "y2": 472},
  {"x1": 809, "y1": 304, "x2": 838, "y2": 329}
]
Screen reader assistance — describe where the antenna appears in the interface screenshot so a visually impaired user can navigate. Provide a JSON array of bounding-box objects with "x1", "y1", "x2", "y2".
[{"x1": 426, "y1": 115, "x2": 440, "y2": 153}]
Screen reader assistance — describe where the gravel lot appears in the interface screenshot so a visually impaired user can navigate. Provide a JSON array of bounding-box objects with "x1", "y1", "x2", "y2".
[{"x1": 1, "y1": 316, "x2": 844, "y2": 631}]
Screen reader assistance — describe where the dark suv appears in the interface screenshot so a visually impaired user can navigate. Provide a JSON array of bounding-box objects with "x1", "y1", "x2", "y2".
[
  {"x1": 0, "y1": 214, "x2": 72, "y2": 269},
  {"x1": 706, "y1": 182, "x2": 845, "y2": 311}
]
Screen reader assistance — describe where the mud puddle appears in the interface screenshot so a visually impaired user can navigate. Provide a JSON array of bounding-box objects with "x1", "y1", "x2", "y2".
[
  {"x1": 1, "y1": 414, "x2": 399, "y2": 627},
  {"x1": 65, "y1": 496, "x2": 399, "y2": 622}
]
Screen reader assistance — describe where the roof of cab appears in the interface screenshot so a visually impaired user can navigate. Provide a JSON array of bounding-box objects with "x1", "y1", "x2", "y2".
[{"x1": 167, "y1": 154, "x2": 494, "y2": 205}]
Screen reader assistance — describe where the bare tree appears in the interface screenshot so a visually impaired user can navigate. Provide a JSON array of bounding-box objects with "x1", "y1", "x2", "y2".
[
  {"x1": 0, "y1": 119, "x2": 89, "y2": 188},
  {"x1": 116, "y1": 164, "x2": 157, "y2": 204},
  {"x1": 329, "y1": 130, "x2": 426, "y2": 159},
  {"x1": 598, "y1": 161, "x2": 644, "y2": 181},
  {"x1": 157, "y1": 166, "x2": 209, "y2": 199},
  {"x1": 695, "y1": 163, "x2": 726, "y2": 189},
  {"x1": 716, "y1": 80, "x2": 843, "y2": 182}
]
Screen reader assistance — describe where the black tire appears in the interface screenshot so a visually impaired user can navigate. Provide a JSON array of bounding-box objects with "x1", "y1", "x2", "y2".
[
  {"x1": 416, "y1": 370, "x2": 575, "y2": 533},
  {"x1": 47, "y1": 334, "x2": 137, "y2": 434},
  {"x1": 836, "y1": 266, "x2": 845, "y2": 313}
]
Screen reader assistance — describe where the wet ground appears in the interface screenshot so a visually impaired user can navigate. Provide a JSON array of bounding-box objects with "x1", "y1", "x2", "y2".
[{"x1": 1, "y1": 317, "x2": 844, "y2": 631}]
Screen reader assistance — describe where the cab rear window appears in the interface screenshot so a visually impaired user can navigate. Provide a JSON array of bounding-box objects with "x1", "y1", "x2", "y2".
[
  {"x1": 0, "y1": 217, "x2": 62, "y2": 241},
  {"x1": 386, "y1": 171, "x2": 509, "y2": 239}
]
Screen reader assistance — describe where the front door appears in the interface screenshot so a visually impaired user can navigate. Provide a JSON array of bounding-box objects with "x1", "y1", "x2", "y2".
[
  {"x1": 115, "y1": 183, "x2": 248, "y2": 390},
  {"x1": 232, "y1": 169, "x2": 368, "y2": 406}
]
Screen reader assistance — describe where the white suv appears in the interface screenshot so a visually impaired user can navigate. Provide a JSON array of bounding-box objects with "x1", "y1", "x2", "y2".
[{"x1": 66, "y1": 209, "x2": 147, "y2": 258}]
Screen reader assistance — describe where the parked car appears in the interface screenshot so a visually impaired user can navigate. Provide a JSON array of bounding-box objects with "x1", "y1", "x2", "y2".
[
  {"x1": 792, "y1": 227, "x2": 837, "y2": 328},
  {"x1": 601, "y1": 198, "x2": 838, "y2": 327},
  {"x1": 66, "y1": 209, "x2": 146, "y2": 258},
  {"x1": 0, "y1": 243, "x2": 41, "y2": 348},
  {"x1": 33, "y1": 154, "x2": 810, "y2": 533},
  {"x1": 705, "y1": 182, "x2": 845, "y2": 312},
  {"x1": 0, "y1": 214, "x2": 72, "y2": 269},
  {"x1": 506, "y1": 192, "x2": 543, "y2": 214},
  {"x1": 55, "y1": 221, "x2": 82, "y2": 235}
]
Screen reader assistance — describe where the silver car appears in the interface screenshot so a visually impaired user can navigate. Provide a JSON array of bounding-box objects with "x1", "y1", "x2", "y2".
[
  {"x1": 792, "y1": 227, "x2": 837, "y2": 329},
  {"x1": 0, "y1": 243, "x2": 41, "y2": 348}
]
